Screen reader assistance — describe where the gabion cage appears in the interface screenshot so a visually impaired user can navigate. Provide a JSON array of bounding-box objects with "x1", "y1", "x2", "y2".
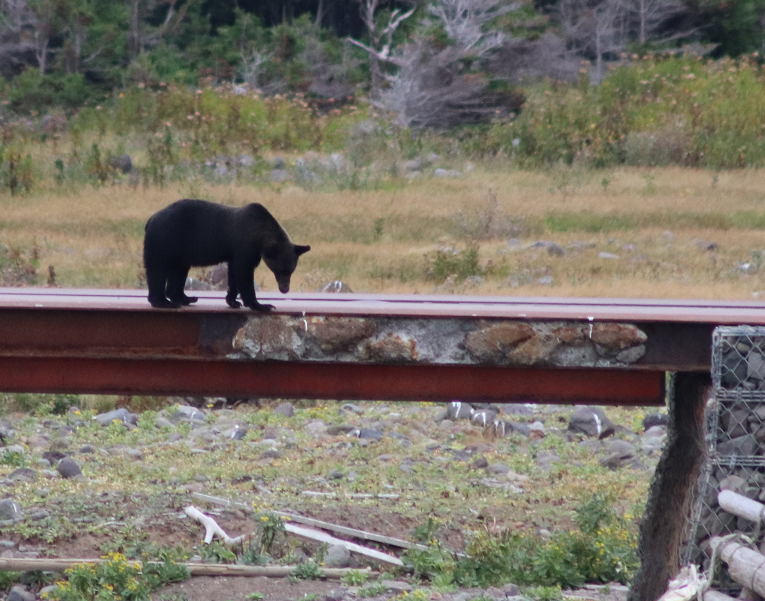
[{"x1": 684, "y1": 326, "x2": 765, "y2": 589}]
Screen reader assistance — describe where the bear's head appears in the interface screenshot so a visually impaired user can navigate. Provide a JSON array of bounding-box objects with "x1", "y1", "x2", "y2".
[{"x1": 263, "y1": 243, "x2": 311, "y2": 293}]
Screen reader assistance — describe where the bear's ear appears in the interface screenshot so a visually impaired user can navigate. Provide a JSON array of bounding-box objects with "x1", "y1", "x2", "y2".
[{"x1": 294, "y1": 245, "x2": 311, "y2": 256}]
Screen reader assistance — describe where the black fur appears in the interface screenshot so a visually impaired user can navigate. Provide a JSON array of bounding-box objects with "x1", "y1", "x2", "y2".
[{"x1": 143, "y1": 199, "x2": 310, "y2": 311}]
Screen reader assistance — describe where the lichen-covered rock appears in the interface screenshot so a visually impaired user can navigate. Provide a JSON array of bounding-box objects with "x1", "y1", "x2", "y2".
[
  {"x1": 365, "y1": 335, "x2": 418, "y2": 362},
  {"x1": 308, "y1": 317, "x2": 375, "y2": 352},
  {"x1": 464, "y1": 323, "x2": 535, "y2": 362},
  {"x1": 508, "y1": 332, "x2": 560, "y2": 365},
  {"x1": 590, "y1": 323, "x2": 647, "y2": 350},
  {"x1": 233, "y1": 317, "x2": 300, "y2": 359}
]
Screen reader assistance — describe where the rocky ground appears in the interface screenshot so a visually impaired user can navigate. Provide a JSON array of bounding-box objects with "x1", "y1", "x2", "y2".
[{"x1": 0, "y1": 399, "x2": 668, "y2": 601}]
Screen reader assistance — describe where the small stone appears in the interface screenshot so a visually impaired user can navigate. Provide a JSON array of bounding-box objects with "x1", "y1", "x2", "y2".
[
  {"x1": 568, "y1": 406, "x2": 615, "y2": 438},
  {"x1": 8, "y1": 468, "x2": 36, "y2": 482},
  {"x1": 56, "y1": 457, "x2": 82, "y2": 478},
  {"x1": 502, "y1": 583, "x2": 521, "y2": 596},
  {"x1": 326, "y1": 424, "x2": 356, "y2": 436},
  {"x1": 270, "y1": 169, "x2": 290, "y2": 183},
  {"x1": 434, "y1": 168, "x2": 461, "y2": 178},
  {"x1": 326, "y1": 469, "x2": 344, "y2": 480},
  {"x1": 341, "y1": 403, "x2": 364, "y2": 414},
  {"x1": 382, "y1": 580, "x2": 413, "y2": 593},
  {"x1": 7, "y1": 585, "x2": 35, "y2": 601},
  {"x1": 547, "y1": 243, "x2": 565, "y2": 256},
  {"x1": 447, "y1": 401, "x2": 474, "y2": 420},
  {"x1": 324, "y1": 544, "x2": 351, "y2": 568},
  {"x1": 528, "y1": 421, "x2": 546, "y2": 439},
  {"x1": 272, "y1": 157, "x2": 286, "y2": 169},
  {"x1": 0, "y1": 499, "x2": 22, "y2": 522},
  {"x1": 643, "y1": 413, "x2": 668, "y2": 430},
  {"x1": 94, "y1": 408, "x2": 134, "y2": 427},
  {"x1": 305, "y1": 421, "x2": 328, "y2": 439},
  {"x1": 599, "y1": 252, "x2": 620, "y2": 259},
  {"x1": 273, "y1": 402, "x2": 295, "y2": 417},
  {"x1": 357, "y1": 428, "x2": 382, "y2": 441},
  {"x1": 470, "y1": 456, "x2": 489, "y2": 469}
]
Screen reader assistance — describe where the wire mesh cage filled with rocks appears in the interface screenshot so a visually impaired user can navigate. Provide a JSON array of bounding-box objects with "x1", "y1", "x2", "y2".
[{"x1": 685, "y1": 326, "x2": 765, "y2": 591}]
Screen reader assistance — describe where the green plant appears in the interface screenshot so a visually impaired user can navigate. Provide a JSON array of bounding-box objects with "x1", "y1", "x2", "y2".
[
  {"x1": 198, "y1": 542, "x2": 236, "y2": 564},
  {"x1": 358, "y1": 582, "x2": 387, "y2": 598},
  {"x1": 290, "y1": 560, "x2": 323, "y2": 580},
  {"x1": 424, "y1": 244, "x2": 484, "y2": 283},
  {"x1": 246, "y1": 593, "x2": 264, "y2": 601},
  {"x1": 46, "y1": 553, "x2": 150, "y2": 601},
  {"x1": 0, "y1": 571, "x2": 20, "y2": 592},
  {"x1": 1, "y1": 450, "x2": 26, "y2": 467},
  {"x1": 341, "y1": 569, "x2": 369, "y2": 586},
  {"x1": 253, "y1": 512, "x2": 286, "y2": 556},
  {"x1": 524, "y1": 585, "x2": 562, "y2": 601}
]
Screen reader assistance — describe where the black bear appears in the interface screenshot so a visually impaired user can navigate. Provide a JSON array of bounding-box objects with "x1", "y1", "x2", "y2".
[{"x1": 143, "y1": 199, "x2": 310, "y2": 312}]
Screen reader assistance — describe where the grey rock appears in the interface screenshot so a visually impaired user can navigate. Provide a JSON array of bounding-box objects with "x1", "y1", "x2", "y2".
[
  {"x1": 470, "y1": 456, "x2": 489, "y2": 469},
  {"x1": 382, "y1": 580, "x2": 413, "y2": 592},
  {"x1": 357, "y1": 428, "x2": 382, "y2": 441},
  {"x1": 599, "y1": 252, "x2": 620, "y2": 259},
  {"x1": 8, "y1": 468, "x2": 36, "y2": 482},
  {"x1": 272, "y1": 157, "x2": 286, "y2": 169},
  {"x1": 95, "y1": 408, "x2": 136, "y2": 427},
  {"x1": 273, "y1": 402, "x2": 295, "y2": 417},
  {"x1": 327, "y1": 424, "x2": 356, "y2": 435},
  {"x1": 434, "y1": 168, "x2": 462, "y2": 178},
  {"x1": 238, "y1": 153, "x2": 255, "y2": 168},
  {"x1": 471, "y1": 410, "x2": 497, "y2": 427},
  {"x1": 319, "y1": 280, "x2": 353, "y2": 293},
  {"x1": 404, "y1": 159, "x2": 422, "y2": 172},
  {"x1": 326, "y1": 469, "x2": 344, "y2": 480},
  {"x1": 259, "y1": 449, "x2": 281, "y2": 460},
  {"x1": 270, "y1": 169, "x2": 290, "y2": 183},
  {"x1": 77, "y1": 444, "x2": 96, "y2": 454},
  {"x1": 7, "y1": 585, "x2": 35, "y2": 601},
  {"x1": 168, "y1": 405, "x2": 206, "y2": 424},
  {"x1": 718, "y1": 434, "x2": 758, "y2": 457},
  {"x1": 720, "y1": 475, "x2": 748, "y2": 493},
  {"x1": 324, "y1": 589, "x2": 346, "y2": 601},
  {"x1": 643, "y1": 413, "x2": 668, "y2": 430},
  {"x1": 56, "y1": 457, "x2": 82, "y2": 478},
  {"x1": 305, "y1": 421, "x2": 328, "y2": 438},
  {"x1": 223, "y1": 426, "x2": 248, "y2": 440},
  {"x1": 486, "y1": 463, "x2": 510, "y2": 475},
  {"x1": 108, "y1": 154, "x2": 133, "y2": 174},
  {"x1": 464, "y1": 275, "x2": 484, "y2": 287},
  {"x1": 324, "y1": 544, "x2": 351, "y2": 568},
  {"x1": 547, "y1": 243, "x2": 565, "y2": 256},
  {"x1": 447, "y1": 401, "x2": 474, "y2": 420},
  {"x1": 2, "y1": 445, "x2": 24, "y2": 456},
  {"x1": 0, "y1": 499, "x2": 22, "y2": 522},
  {"x1": 502, "y1": 583, "x2": 521, "y2": 596},
  {"x1": 568, "y1": 406, "x2": 615, "y2": 438},
  {"x1": 154, "y1": 418, "x2": 173, "y2": 429},
  {"x1": 341, "y1": 403, "x2": 365, "y2": 414}
]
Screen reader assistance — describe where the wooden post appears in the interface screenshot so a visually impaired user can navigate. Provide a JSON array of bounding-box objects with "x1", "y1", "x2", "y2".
[
  {"x1": 718, "y1": 490, "x2": 765, "y2": 524},
  {"x1": 628, "y1": 372, "x2": 710, "y2": 601}
]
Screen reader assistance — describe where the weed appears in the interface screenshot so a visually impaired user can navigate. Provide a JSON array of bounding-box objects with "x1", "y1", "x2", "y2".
[
  {"x1": 425, "y1": 243, "x2": 483, "y2": 283},
  {"x1": 246, "y1": 594, "x2": 265, "y2": 601},
  {"x1": 198, "y1": 542, "x2": 237, "y2": 564},
  {"x1": 1, "y1": 450, "x2": 26, "y2": 467},
  {"x1": 0, "y1": 572, "x2": 20, "y2": 592},
  {"x1": 358, "y1": 582, "x2": 387, "y2": 597},
  {"x1": 411, "y1": 517, "x2": 441, "y2": 544},
  {"x1": 524, "y1": 586, "x2": 562, "y2": 601},
  {"x1": 290, "y1": 560, "x2": 324, "y2": 580},
  {"x1": 341, "y1": 569, "x2": 369, "y2": 586},
  {"x1": 454, "y1": 191, "x2": 526, "y2": 240}
]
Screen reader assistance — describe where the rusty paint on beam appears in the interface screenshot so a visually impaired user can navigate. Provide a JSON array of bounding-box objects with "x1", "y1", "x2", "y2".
[{"x1": 0, "y1": 357, "x2": 665, "y2": 405}]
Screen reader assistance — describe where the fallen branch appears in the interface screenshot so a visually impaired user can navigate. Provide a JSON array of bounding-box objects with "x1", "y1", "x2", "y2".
[
  {"x1": 301, "y1": 491, "x2": 399, "y2": 500},
  {"x1": 284, "y1": 522, "x2": 403, "y2": 567},
  {"x1": 184, "y1": 505, "x2": 245, "y2": 546},
  {"x1": 0, "y1": 557, "x2": 375, "y2": 578},
  {"x1": 193, "y1": 492, "x2": 425, "y2": 551}
]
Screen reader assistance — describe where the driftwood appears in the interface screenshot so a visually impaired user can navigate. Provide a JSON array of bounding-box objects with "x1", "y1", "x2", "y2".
[
  {"x1": 718, "y1": 490, "x2": 765, "y2": 524},
  {"x1": 186, "y1": 497, "x2": 403, "y2": 567},
  {"x1": 0, "y1": 557, "x2": 374, "y2": 578},
  {"x1": 708, "y1": 537, "x2": 765, "y2": 596},
  {"x1": 301, "y1": 491, "x2": 399, "y2": 500},
  {"x1": 193, "y1": 492, "x2": 426, "y2": 551},
  {"x1": 184, "y1": 505, "x2": 245, "y2": 546},
  {"x1": 284, "y1": 522, "x2": 403, "y2": 567}
]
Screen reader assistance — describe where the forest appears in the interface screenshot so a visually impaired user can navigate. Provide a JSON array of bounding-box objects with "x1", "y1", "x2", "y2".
[{"x1": 1, "y1": 0, "x2": 765, "y2": 120}]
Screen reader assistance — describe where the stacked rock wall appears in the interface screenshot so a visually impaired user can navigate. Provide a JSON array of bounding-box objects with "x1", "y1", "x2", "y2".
[{"x1": 686, "y1": 326, "x2": 765, "y2": 589}]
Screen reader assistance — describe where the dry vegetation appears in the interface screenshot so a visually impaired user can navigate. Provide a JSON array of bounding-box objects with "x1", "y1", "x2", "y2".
[{"x1": 3, "y1": 165, "x2": 765, "y2": 299}]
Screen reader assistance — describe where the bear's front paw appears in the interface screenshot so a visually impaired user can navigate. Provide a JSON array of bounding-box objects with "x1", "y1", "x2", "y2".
[
  {"x1": 226, "y1": 298, "x2": 242, "y2": 309},
  {"x1": 149, "y1": 297, "x2": 181, "y2": 309},
  {"x1": 248, "y1": 302, "x2": 275, "y2": 313}
]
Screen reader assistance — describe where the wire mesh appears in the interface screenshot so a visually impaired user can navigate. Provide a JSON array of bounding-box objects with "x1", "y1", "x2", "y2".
[{"x1": 684, "y1": 326, "x2": 765, "y2": 592}]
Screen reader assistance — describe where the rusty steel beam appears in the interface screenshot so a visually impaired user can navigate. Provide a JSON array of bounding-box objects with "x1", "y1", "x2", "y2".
[{"x1": 0, "y1": 356, "x2": 665, "y2": 405}]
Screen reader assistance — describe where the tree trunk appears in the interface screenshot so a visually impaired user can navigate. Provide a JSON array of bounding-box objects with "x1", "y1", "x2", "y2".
[{"x1": 628, "y1": 372, "x2": 710, "y2": 601}]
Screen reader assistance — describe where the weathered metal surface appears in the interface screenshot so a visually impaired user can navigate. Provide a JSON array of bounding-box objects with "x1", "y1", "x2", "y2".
[
  {"x1": 1, "y1": 287, "x2": 765, "y2": 324},
  {"x1": 0, "y1": 357, "x2": 665, "y2": 405}
]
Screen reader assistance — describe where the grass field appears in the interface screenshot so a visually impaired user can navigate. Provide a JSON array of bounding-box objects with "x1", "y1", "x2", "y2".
[{"x1": 2, "y1": 165, "x2": 765, "y2": 299}]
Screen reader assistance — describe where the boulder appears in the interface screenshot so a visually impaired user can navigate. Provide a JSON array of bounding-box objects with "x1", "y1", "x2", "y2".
[{"x1": 567, "y1": 406, "x2": 615, "y2": 438}]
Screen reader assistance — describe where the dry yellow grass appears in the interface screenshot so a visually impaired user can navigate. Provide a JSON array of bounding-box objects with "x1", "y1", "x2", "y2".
[{"x1": 3, "y1": 165, "x2": 765, "y2": 298}]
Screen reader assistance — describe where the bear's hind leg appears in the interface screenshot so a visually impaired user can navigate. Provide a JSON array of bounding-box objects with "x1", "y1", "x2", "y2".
[
  {"x1": 146, "y1": 263, "x2": 179, "y2": 308},
  {"x1": 166, "y1": 267, "x2": 198, "y2": 306},
  {"x1": 225, "y1": 263, "x2": 242, "y2": 308}
]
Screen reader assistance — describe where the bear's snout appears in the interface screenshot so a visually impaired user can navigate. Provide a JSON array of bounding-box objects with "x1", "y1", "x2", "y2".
[{"x1": 279, "y1": 282, "x2": 290, "y2": 293}]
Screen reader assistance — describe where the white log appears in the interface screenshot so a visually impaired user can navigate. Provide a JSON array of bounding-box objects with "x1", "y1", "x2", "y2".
[
  {"x1": 709, "y1": 537, "x2": 765, "y2": 596},
  {"x1": 184, "y1": 505, "x2": 245, "y2": 546},
  {"x1": 283, "y1": 523, "x2": 403, "y2": 567},
  {"x1": 719, "y1": 490, "x2": 765, "y2": 524},
  {"x1": 192, "y1": 492, "x2": 426, "y2": 551},
  {"x1": 0, "y1": 557, "x2": 374, "y2": 578}
]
